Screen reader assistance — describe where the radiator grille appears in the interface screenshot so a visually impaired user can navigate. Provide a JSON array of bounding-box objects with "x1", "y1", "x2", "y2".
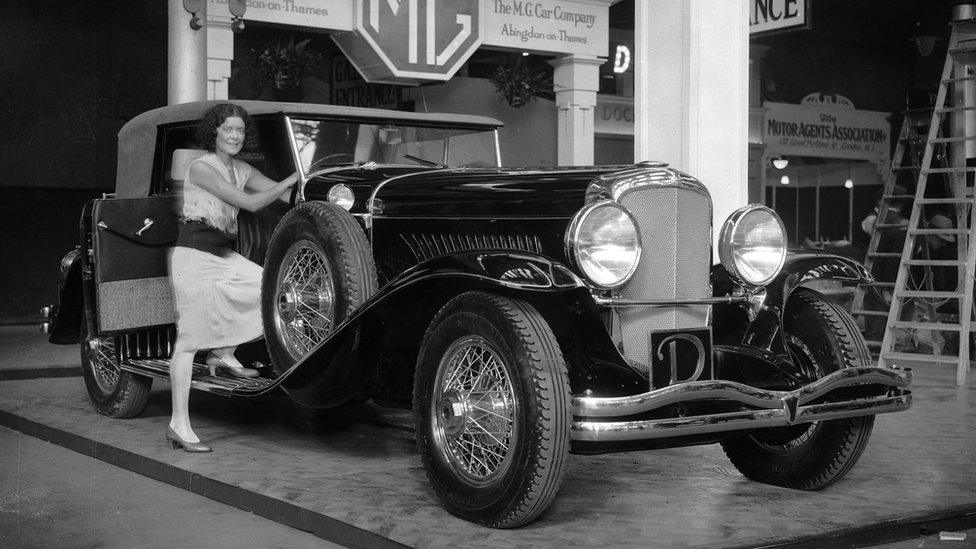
[
  {"x1": 617, "y1": 187, "x2": 711, "y2": 371},
  {"x1": 403, "y1": 233, "x2": 543, "y2": 263}
]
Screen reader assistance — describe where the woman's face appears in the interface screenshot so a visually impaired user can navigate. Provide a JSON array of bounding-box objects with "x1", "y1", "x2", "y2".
[{"x1": 215, "y1": 116, "x2": 245, "y2": 156}]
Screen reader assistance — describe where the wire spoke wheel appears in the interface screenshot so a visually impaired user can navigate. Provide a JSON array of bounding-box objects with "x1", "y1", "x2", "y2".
[
  {"x1": 85, "y1": 335, "x2": 121, "y2": 394},
  {"x1": 431, "y1": 336, "x2": 518, "y2": 486},
  {"x1": 80, "y1": 323, "x2": 151, "y2": 419},
  {"x1": 272, "y1": 238, "x2": 335, "y2": 361},
  {"x1": 414, "y1": 292, "x2": 571, "y2": 528},
  {"x1": 261, "y1": 202, "x2": 378, "y2": 379}
]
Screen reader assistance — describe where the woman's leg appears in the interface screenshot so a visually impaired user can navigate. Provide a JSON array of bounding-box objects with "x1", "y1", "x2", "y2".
[{"x1": 169, "y1": 349, "x2": 201, "y2": 443}]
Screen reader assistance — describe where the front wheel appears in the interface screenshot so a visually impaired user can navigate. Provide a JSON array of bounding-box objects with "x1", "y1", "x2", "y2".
[
  {"x1": 721, "y1": 287, "x2": 875, "y2": 490},
  {"x1": 80, "y1": 325, "x2": 152, "y2": 419},
  {"x1": 414, "y1": 292, "x2": 571, "y2": 528}
]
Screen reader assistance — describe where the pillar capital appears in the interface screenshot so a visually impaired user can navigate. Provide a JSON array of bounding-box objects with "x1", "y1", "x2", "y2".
[{"x1": 548, "y1": 54, "x2": 604, "y2": 94}]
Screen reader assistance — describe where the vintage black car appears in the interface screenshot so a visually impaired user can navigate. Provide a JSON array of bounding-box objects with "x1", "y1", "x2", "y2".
[{"x1": 44, "y1": 100, "x2": 912, "y2": 528}]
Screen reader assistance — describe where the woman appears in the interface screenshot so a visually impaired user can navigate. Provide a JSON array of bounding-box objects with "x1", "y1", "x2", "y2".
[{"x1": 167, "y1": 103, "x2": 297, "y2": 453}]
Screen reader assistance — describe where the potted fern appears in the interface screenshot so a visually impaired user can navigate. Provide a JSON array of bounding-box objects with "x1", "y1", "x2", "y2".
[{"x1": 256, "y1": 38, "x2": 321, "y2": 102}]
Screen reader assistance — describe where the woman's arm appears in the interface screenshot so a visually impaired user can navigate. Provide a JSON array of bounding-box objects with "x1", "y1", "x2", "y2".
[
  {"x1": 188, "y1": 163, "x2": 297, "y2": 212},
  {"x1": 245, "y1": 168, "x2": 298, "y2": 204}
]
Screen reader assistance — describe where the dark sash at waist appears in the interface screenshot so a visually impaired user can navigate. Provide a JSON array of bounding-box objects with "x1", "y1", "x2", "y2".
[{"x1": 176, "y1": 220, "x2": 236, "y2": 257}]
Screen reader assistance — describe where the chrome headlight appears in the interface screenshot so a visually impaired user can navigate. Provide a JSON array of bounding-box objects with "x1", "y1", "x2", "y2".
[
  {"x1": 327, "y1": 184, "x2": 355, "y2": 210},
  {"x1": 718, "y1": 205, "x2": 787, "y2": 286},
  {"x1": 565, "y1": 201, "x2": 642, "y2": 288}
]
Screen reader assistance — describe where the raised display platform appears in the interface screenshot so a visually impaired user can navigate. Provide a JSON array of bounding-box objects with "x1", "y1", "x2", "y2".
[{"x1": 0, "y1": 366, "x2": 973, "y2": 548}]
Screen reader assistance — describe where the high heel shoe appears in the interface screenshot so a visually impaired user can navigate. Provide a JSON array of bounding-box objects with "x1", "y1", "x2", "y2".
[
  {"x1": 206, "y1": 354, "x2": 259, "y2": 378},
  {"x1": 166, "y1": 427, "x2": 212, "y2": 453}
]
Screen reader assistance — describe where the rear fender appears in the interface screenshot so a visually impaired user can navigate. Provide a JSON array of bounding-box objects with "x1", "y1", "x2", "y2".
[
  {"x1": 48, "y1": 249, "x2": 85, "y2": 344},
  {"x1": 277, "y1": 251, "x2": 645, "y2": 408}
]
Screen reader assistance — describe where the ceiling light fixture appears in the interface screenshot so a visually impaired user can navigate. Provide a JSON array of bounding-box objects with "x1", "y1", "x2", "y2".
[
  {"x1": 780, "y1": 175, "x2": 790, "y2": 185},
  {"x1": 845, "y1": 178, "x2": 854, "y2": 189},
  {"x1": 771, "y1": 157, "x2": 789, "y2": 169}
]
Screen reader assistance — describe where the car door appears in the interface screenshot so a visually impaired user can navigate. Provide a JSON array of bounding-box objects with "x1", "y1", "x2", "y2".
[{"x1": 91, "y1": 195, "x2": 179, "y2": 332}]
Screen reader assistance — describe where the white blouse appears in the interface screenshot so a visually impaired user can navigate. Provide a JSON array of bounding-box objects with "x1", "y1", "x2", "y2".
[{"x1": 180, "y1": 153, "x2": 252, "y2": 234}]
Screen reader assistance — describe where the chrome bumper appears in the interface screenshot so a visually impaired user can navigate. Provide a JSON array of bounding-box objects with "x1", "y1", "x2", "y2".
[{"x1": 570, "y1": 366, "x2": 912, "y2": 442}]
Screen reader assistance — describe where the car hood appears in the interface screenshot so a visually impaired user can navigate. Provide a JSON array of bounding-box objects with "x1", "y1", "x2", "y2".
[{"x1": 365, "y1": 166, "x2": 628, "y2": 217}]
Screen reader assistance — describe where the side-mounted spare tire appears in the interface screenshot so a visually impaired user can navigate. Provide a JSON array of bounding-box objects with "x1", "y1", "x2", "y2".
[{"x1": 261, "y1": 201, "x2": 377, "y2": 374}]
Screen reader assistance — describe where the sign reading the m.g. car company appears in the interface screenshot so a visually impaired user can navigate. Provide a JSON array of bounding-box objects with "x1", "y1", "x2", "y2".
[
  {"x1": 333, "y1": 0, "x2": 483, "y2": 84},
  {"x1": 763, "y1": 96, "x2": 890, "y2": 163},
  {"x1": 482, "y1": 0, "x2": 609, "y2": 56}
]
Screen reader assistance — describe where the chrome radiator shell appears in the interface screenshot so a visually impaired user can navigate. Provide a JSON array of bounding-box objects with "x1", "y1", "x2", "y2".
[{"x1": 585, "y1": 167, "x2": 713, "y2": 372}]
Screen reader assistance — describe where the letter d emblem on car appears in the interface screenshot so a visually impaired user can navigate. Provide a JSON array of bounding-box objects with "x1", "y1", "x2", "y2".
[{"x1": 649, "y1": 328, "x2": 713, "y2": 388}]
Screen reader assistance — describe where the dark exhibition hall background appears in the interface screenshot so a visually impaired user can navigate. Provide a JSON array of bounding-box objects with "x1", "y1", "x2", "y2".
[{"x1": 0, "y1": 0, "x2": 958, "y2": 322}]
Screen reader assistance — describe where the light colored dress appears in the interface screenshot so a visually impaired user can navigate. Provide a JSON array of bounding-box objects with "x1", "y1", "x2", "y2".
[{"x1": 169, "y1": 153, "x2": 264, "y2": 352}]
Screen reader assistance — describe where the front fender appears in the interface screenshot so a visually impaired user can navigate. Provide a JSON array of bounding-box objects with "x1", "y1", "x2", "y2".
[
  {"x1": 275, "y1": 251, "x2": 646, "y2": 408},
  {"x1": 739, "y1": 251, "x2": 871, "y2": 354}
]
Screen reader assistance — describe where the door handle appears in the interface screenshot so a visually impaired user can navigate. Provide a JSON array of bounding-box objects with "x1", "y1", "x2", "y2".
[{"x1": 136, "y1": 218, "x2": 154, "y2": 236}]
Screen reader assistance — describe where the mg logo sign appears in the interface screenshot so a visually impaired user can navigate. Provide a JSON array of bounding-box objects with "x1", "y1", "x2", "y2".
[{"x1": 334, "y1": 0, "x2": 483, "y2": 84}]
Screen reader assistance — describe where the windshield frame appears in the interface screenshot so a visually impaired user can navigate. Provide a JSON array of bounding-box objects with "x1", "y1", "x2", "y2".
[{"x1": 285, "y1": 115, "x2": 501, "y2": 194}]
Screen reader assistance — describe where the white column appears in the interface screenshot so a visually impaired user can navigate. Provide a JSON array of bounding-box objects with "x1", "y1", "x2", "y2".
[
  {"x1": 206, "y1": 11, "x2": 235, "y2": 100},
  {"x1": 635, "y1": 1, "x2": 750, "y2": 246},
  {"x1": 167, "y1": 0, "x2": 207, "y2": 105},
  {"x1": 549, "y1": 54, "x2": 604, "y2": 166}
]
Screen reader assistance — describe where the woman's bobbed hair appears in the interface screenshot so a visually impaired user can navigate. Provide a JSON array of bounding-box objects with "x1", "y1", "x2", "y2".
[{"x1": 194, "y1": 103, "x2": 259, "y2": 152}]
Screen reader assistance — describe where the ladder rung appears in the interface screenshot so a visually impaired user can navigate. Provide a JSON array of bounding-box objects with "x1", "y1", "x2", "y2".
[
  {"x1": 942, "y1": 76, "x2": 976, "y2": 84},
  {"x1": 903, "y1": 259, "x2": 967, "y2": 266},
  {"x1": 889, "y1": 321, "x2": 962, "y2": 331},
  {"x1": 864, "y1": 339, "x2": 882, "y2": 348},
  {"x1": 883, "y1": 194, "x2": 916, "y2": 200},
  {"x1": 921, "y1": 167, "x2": 976, "y2": 174},
  {"x1": 897, "y1": 290, "x2": 965, "y2": 298},
  {"x1": 875, "y1": 223, "x2": 909, "y2": 229},
  {"x1": 908, "y1": 228, "x2": 968, "y2": 235},
  {"x1": 852, "y1": 309, "x2": 889, "y2": 317},
  {"x1": 935, "y1": 106, "x2": 976, "y2": 114},
  {"x1": 892, "y1": 166, "x2": 922, "y2": 171},
  {"x1": 883, "y1": 352, "x2": 965, "y2": 364},
  {"x1": 929, "y1": 136, "x2": 976, "y2": 144},
  {"x1": 916, "y1": 198, "x2": 973, "y2": 204},
  {"x1": 870, "y1": 281, "x2": 896, "y2": 287},
  {"x1": 867, "y1": 252, "x2": 903, "y2": 257}
]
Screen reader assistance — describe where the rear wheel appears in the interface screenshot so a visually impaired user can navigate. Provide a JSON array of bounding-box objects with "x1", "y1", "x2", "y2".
[
  {"x1": 414, "y1": 292, "x2": 571, "y2": 528},
  {"x1": 720, "y1": 288, "x2": 875, "y2": 490},
  {"x1": 80, "y1": 324, "x2": 152, "y2": 419}
]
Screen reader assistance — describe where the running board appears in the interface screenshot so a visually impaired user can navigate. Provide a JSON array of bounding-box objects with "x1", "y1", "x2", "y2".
[{"x1": 119, "y1": 358, "x2": 277, "y2": 396}]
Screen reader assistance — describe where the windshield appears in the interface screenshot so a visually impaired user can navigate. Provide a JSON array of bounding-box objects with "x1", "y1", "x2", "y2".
[{"x1": 288, "y1": 118, "x2": 498, "y2": 175}]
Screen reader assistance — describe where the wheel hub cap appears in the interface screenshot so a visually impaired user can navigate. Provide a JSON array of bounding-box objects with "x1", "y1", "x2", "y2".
[
  {"x1": 272, "y1": 240, "x2": 335, "y2": 361},
  {"x1": 431, "y1": 337, "x2": 518, "y2": 485},
  {"x1": 276, "y1": 282, "x2": 298, "y2": 322}
]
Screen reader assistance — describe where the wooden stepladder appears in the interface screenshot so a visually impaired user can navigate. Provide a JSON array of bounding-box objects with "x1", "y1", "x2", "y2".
[
  {"x1": 850, "y1": 109, "x2": 931, "y2": 356},
  {"x1": 878, "y1": 20, "x2": 976, "y2": 386}
]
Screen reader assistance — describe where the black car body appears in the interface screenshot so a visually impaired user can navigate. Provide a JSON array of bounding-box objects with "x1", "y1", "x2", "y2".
[{"x1": 44, "y1": 100, "x2": 912, "y2": 528}]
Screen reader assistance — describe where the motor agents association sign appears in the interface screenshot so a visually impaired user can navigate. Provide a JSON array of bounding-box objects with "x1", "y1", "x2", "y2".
[
  {"x1": 763, "y1": 101, "x2": 890, "y2": 162},
  {"x1": 333, "y1": 0, "x2": 483, "y2": 84}
]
